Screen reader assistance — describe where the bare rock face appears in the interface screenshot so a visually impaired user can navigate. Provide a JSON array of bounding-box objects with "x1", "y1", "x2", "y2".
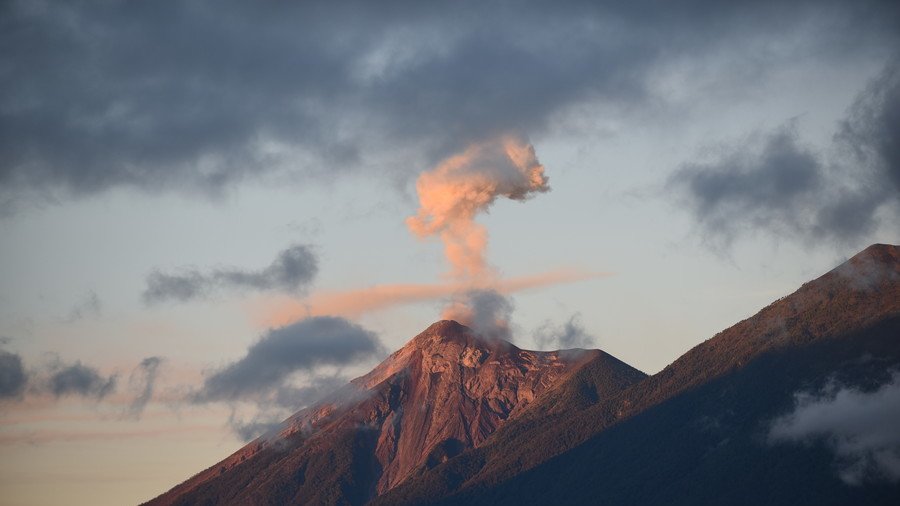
[
  {"x1": 146, "y1": 320, "x2": 635, "y2": 505},
  {"x1": 352, "y1": 320, "x2": 581, "y2": 492}
]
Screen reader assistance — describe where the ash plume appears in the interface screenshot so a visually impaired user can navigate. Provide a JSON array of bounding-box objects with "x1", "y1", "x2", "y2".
[
  {"x1": 406, "y1": 136, "x2": 550, "y2": 334},
  {"x1": 442, "y1": 289, "x2": 513, "y2": 341},
  {"x1": 143, "y1": 244, "x2": 317, "y2": 304},
  {"x1": 407, "y1": 136, "x2": 549, "y2": 280}
]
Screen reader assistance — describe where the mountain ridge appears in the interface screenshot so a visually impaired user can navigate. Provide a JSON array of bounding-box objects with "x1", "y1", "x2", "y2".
[
  {"x1": 376, "y1": 243, "x2": 900, "y2": 504},
  {"x1": 147, "y1": 244, "x2": 900, "y2": 505},
  {"x1": 146, "y1": 319, "x2": 645, "y2": 505}
]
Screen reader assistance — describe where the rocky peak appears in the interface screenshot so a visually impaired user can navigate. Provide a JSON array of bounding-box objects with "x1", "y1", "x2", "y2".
[
  {"x1": 344, "y1": 320, "x2": 588, "y2": 493},
  {"x1": 356, "y1": 320, "x2": 508, "y2": 390},
  {"x1": 146, "y1": 321, "x2": 635, "y2": 505},
  {"x1": 405, "y1": 319, "x2": 506, "y2": 352},
  {"x1": 851, "y1": 243, "x2": 899, "y2": 264},
  {"x1": 832, "y1": 243, "x2": 900, "y2": 288}
]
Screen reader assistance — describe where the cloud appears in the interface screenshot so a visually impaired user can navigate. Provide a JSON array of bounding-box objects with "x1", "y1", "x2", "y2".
[
  {"x1": 253, "y1": 268, "x2": 603, "y2": 326},
  {"x1": 126, "y1": 356, "x2": 164, "y2": 418},
  {"x1": 225, "y1": 375, "x2": 346, "y2": 442},
  {"x1": 838, "y1": 59, "x2": 900, "y2": 194},
  {"x1": 442, "y1": 289, "x2": 514, "y2": 342},
  {"x1": 0, "y1": 348, "x2": 27, "y2": 399},
  {"x1": 768, "y1": 372, "x2": 900, "y2": 485},
  {"x1": 192, "y1": 316, "x2": 383, "y2": 404},
  {"x1": 143, "y1": 244, "x2": 317, "y2": 304},
  {"x1": 1, "y1": 348, "x2": 120, "y2": 403},
  {"x1": 2, "y1": 1, "x2": 897, "y2": 213},
  {"x1": 533, "y1": 313, "x2": 596, "y2": 350},
  {"x1": 47, "y1": 362, "x2": 117, "y2": 399},
  {"x1": 407, "y1": 136, "x2": 550, "y2": 279},
  {"x1": 15, "y1": 355, "x2": 163, "y2": 413},
  {"x1": 668, "y1": 121, "x2": 821, "y2": 244},
  {"x1": 670, "y1": 60, "x2": 900, "y2": 247},
  {"x1": 190, "y1": 316, "x2": 382, "y2": 440},
  {"x1": 229, "y1": 416, "x2": 283, "y2": 443}
]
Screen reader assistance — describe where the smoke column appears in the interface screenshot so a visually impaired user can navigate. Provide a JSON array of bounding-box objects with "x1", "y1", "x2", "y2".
[
  {"x1": 406, "y1": 135, "x2": 550, "y2": 281},
  {"x1": 407, "y1": 136, "x2": 551, "y2": 334}
]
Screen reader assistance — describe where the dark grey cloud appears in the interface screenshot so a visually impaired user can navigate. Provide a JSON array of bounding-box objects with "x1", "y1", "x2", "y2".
[
  {"x1": 533, "y1": 313, "x2": 596, "y2": 350},
  {"x1": 126, "y1": 356, "x2": 163, "y2": 418},
  {"x1": 0, "y1": 348, "x2": 27, "y2": 399},
  {"x1": 2, "y1": 0, "x2": 897, "y2": 213},
  {"x1": 838, "y1": 60, "x2": 900, "y2": 193},
  {"x1": 2, "y1": 351, "x2": 166, "y2": 408},
  {"x1": 142, "y1": 244, "x2": 317, "y2": 304},
  {"x1": 1, "y1": 345, "x2": 117, "y2": 402},
  {"x1": 192, "y1": 316, "x2": 383, "y2": 404},
  {"x1": 670, "y1": 60, "x2": 900, "y2": 247},
  {"x1": 48, "y1": 362, "x2": 117, "y2": 399},
  {"x1": 194, "y1": 316, "x2": 381, "y2": 440},
  {"x1": 669, "y1": 122, "x2": 821, "y2": 244},
  {"x1": 768, "y1": 372, "x2": 900, "y2": 485}
]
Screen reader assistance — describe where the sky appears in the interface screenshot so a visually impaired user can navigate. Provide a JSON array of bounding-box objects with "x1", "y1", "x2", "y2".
[{"x1": 1, "y1": 1, "x2": 899, "y2": 504}]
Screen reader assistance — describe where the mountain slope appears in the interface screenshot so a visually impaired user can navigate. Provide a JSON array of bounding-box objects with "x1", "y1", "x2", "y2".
[
  {"x1": 449, "y1": 316, "x2": 900, "y2": 505},
  {"x1": 377, "y1": 244, "x2": 900, "y2": 505},
  {"x1": 145, "y1": 320, "x2": 646, "y2": 505}
]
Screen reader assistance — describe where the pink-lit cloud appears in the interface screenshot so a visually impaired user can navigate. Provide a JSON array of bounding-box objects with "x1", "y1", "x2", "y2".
[
  {"x1": 406, "y1": 136, "x2": 550, "y2": 280},
  {"x1": 250, "y1": 269, "x2": 606, "y2": 327}
]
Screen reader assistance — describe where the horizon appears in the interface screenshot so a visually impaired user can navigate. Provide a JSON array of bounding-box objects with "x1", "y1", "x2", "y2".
[{"x1": 1, "y1": 1, "x2": 899, "y2": 504}]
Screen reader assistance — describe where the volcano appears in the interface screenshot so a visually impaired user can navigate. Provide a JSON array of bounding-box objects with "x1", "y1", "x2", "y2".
[
  {"x1": 146, "y1": 321, "x2": 645, "y2": 505},
  {"x1": 147, "y1": 244, "x2": 900, "y2": 505},
  {"x1": 378, "y1": 244, "x2": 900, "y2": 505}
]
